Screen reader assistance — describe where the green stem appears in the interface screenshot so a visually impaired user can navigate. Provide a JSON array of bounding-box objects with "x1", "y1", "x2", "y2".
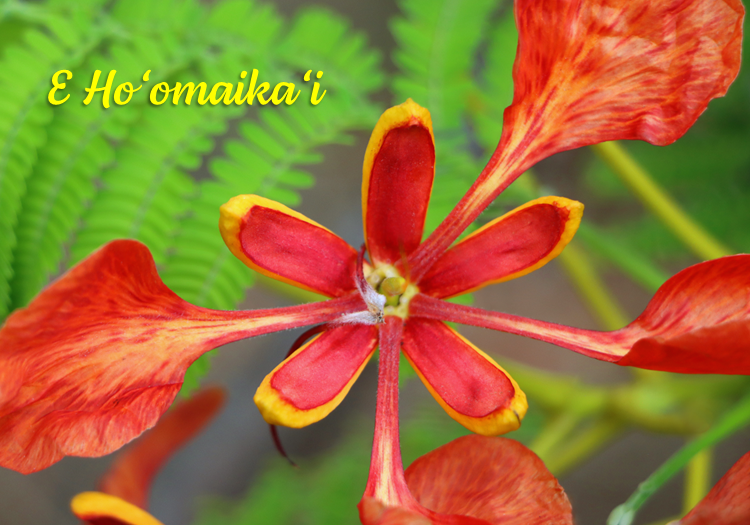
[
  {"x1": 576, "y1": 222, "x2": 669, "y2": 292},
  {"x1": 607, "y1": 396, "x2": 750, "y2": 525},
  {"x1": 556, "y1": 242, "x2": 630, "y2": 330},
  {"x1": 530, "y1": 412, "x2": 584, "y2": 462},
  {"x1": 545, "y1": 419, "x2": 623, "y2": 476},
  {"x1": 591, "y1": 142, "x2": 731, "y2": 261},
  {"x1": 683, "y1": 448, "x2": 712, "y2": 515}
]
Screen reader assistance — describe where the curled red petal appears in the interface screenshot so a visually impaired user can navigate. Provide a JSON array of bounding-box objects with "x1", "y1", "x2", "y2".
[
  {"x1": 99, "y1": 386, "x2": 225, "y2": 510},
  {"x1": 405, "y1": 435, "x2": 572, "y2": 525},
  {"x1": 254, "y1": 324, "x2": 378, "y2": 428},
  {"x1": 402, "y1": 319, "x2": 527, "y2": 436},
  {"x1": 419, "y1": 197, "x2": 582, "y2": 298},
  {"x1": 407, "y1": 0, "x2": 745, "y2": 281},
  {"x1": 681, "y1": 452, "x2": 750, "y2": 525},
  {"x1": 614, "y1": 255, "x2": 749, "y2": 373},
  {"x1": 411, "y1": 256, "x2": 749, "y2": 375},
  {"x1": 0, "y1": 240, "x2": 361, "y2": 474},
  {"x1": 363, "y1": 99, "x2": 435, "y2": 266},
  {"x1": 220, "y1": 194, "x2": 358, "y2": 297}
]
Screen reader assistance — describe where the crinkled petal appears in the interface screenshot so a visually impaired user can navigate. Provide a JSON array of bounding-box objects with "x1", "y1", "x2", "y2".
[
  {"x1": 402, "y1": 319, "x2": 527, "y2": 435},
  {"x1": 407, "y1": 0, "x2": 745, "y2": 281},
  {"x1": 363, "y1": 99, "x2": 435, "y2": 266},
  {"x1": 405, "y1": 435, "x2": 573, "y2": 525},
  {"x1": 420, "y1": 197, "x2": 583, "y2": 298},
  {"x1": 254, "y1": 324, "x2": 378, "y2": 428},
  {"x1": 0, "y1": 240, "x2": 361, "y2": 474},
  {"x1": 681, "y1": 452, "x2": 749, "y2": 525},
  {"x1": 71, "y1": 492, "x2": 162, "y2": 525},
  {"x1": 220, "y1": 194, "x2": 358, "y2": 297},
  {"x1": 504, "y1": 0, "x2": 745, "y2": 166},
  {"x1": 99, "y1": 387, "x2": 225, "y2": 510},
  {"x1": 411, "y1": 256, "x2": 749, "y2": 375}
]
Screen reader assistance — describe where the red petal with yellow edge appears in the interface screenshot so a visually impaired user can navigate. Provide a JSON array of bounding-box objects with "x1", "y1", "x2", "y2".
[
  {"x1": 254, "y1": 324, "x2": 378, "y2": 428},
  {"x1": 71, "y1": 492, "x2": 162, "y2": 525},
  {"x1": 362, "y1": 99, "x2": 435, "y2": 266},
  {"x1": 406, "y1": 0, "x2": 744, "y2": 281},
  {"x1": 0, "y1": 240, "x2": 362, "y2": 474},
  {"x1": 405, "y1": 435, "x2": 573, "y2": 525},
  {"x1": 681, "y1": 452, "x2": 749, "y2": 525},
  {"x1": 99, "y1": 387, "x2": 225, "y2": 510},
  {"x1": 419, "y1": 197, "x2": 583, "y2": 298},
  {"x1": 412, "y1": 255, "x2": 749, "y2": 375},
  {"x1": 402, "y1": 319, "x2": 527, "y2": 436},
  {"x1": 220, "y1": 194, "x2": 357, "y2": 297}
]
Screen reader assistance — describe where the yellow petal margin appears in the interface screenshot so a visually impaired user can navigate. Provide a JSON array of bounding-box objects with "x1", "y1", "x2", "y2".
[
  {"x1": 254, "y1": 333, "x2": 376, "y2": 428},
  {"x1": 71, "y1": 492, "x2": 162, "y2": 525},
  {"x1": 457, "y1": 196, "x2": 583, "y2": 293},
  {"x1": 219, "y1": 194, "x2": 338, "y2": 294},
  {"x1": 404, "y1": 327, "x2": 528, "y2": 436}
]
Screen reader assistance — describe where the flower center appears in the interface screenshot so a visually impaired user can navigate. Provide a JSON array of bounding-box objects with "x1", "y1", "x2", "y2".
[{"x1": 366, "y1": 264, "x2": 419, "y2": 319}]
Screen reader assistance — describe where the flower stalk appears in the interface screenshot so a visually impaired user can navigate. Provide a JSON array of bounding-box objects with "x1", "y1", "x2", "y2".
[{"x1": 591, "y1": 142, "x2": 732, "y2": 261}]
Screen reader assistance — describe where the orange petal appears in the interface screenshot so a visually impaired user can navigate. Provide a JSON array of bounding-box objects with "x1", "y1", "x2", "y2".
[
  {"x1": 362, "y1": 99, "x2": 435, "y2": 266},
  {"x1": 405, "y1": 435, "x2": 573, "y2": 525},
  {"x1": 71, "y1": 492, "x2": 162, "y2": 525},
  {"x1": 402, "y1": 319, "x2": 527, "y2": 436},
  {"x1": 407, "y1": 0, "x2": 744, "y2": 281},
  {"x1": 411, "y1": 255, "x2": 749, "y2": 375},
  {"x1": 681, "y1": 452, "x2": 749, "y2": 525},
  {"x1": 419, "y1": 197, "x2": 583, "y2": 298},
  {"x1": 220, "y1": 194, "x2": 358, "y2": 297},
  {"x1": 99, "y1": 387, "x2": 225, "y2": 510},
  {"x1": 0, "y1": 240, "x2": 361, "y2": 474},
  {"x1": 254, "y1": 324, "x2": 378, "y2": 428}
]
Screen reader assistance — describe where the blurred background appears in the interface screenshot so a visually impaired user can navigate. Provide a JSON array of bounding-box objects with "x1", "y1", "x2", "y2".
[{"x1": 0, "y1": 0, "x2": 748, "y2": 523}]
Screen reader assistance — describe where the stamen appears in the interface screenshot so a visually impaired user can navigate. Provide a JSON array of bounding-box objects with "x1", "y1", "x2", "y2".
[{"x1": 339, "y1": 245, "x2": 386, "y2": 325}]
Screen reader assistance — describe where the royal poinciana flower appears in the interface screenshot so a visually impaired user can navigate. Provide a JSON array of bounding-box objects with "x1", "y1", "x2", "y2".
[
  {"x1": 70, "y1": 386, "x2": 225, "y2": 525},
  {"x1": 0, "y1": 0, "x2": 748, "y2": 522}
]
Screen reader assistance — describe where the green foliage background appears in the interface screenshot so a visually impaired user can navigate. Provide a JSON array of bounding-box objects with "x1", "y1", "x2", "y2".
[{"x1": 0, "y1": 0, "x2": 747, "y2": 523}]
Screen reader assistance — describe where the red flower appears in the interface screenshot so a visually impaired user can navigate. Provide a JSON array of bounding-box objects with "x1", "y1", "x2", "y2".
[
  {"x1": 70, "y1": 386, "x2": 225, "y2": 525},
  {"x1": 0, "y1": 0, "x2": 746, "y2": 522}
]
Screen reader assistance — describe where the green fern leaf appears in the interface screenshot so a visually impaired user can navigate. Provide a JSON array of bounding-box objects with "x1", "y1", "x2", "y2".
[{"x1": 0, "y1": 12, "x2": 106, "y2": 319}]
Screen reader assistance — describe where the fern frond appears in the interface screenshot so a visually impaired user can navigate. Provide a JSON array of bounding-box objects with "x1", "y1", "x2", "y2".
[
  {"x1": 204, "y1": 0, "x2": 282, "y2": 55},
  {"x1": 0, "y1": 12, "x2": 106, "y2": 318},
  {"x1": 472, "y1": 8, "x2": 517, "y2": 151},
  {"x1": 69, "y1": 101, "x2": 238, "y2": 265},
  {"x1": 9, "y1": 25, "x2": 205, "y2": 308},
  {"x1": 278, "y1": 7, "x2": 384, "y2": 96}
]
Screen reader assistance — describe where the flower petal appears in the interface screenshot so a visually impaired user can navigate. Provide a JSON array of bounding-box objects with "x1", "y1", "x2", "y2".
[
  {"x1": 412, "y1": 256, "x2": 749, "y2": 375},
  {"x1": 0, "y1": 240, "x2": 361, "y2": 474},
  {"x1": 508, "y1": 0, "x2": 744, "y2": 154},
  {"x1": 420, "y1": 197, "x2": 583, "y2": 298},
  {"x1": 363, "y1": 99, "x2": 435, "y2": 266},
  {"x1": 405, "y1": 435, "x2": 573, "y2": 525},
  {"x1": 220, "y1": 194, "x2": 358, "y2": 297},
  {"x1": 402, "y1": 319, "x2": 527, "y2": 435},
  {"x1": 71, "y1": 492, "x2": 162, "y2": 525},
  {"x1": 254, "y1": 324, "x2": 378, "y2": 428},
  {"x1": 681, "y1": 452, "x2": 749, "y2": 525},
  {"x1": 407, "y1": 0, "x2": 744, "y2": 281},
  {"x1": 99, "y1": 386, "x2": 225, "y2": 510}
]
